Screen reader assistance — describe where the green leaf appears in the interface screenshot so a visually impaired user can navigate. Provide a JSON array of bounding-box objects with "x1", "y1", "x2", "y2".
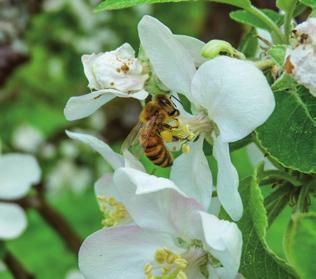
[
  {"x1": 299, "y1": 0, "x2": 316, "y2": 8},
  {"x1": 271, "y1": 74, "x2": 297, "y2": 92},
  {"x1": 277, "y1": 0, "x2": 297, "y2": 12},
  {"x1": 267, "y1": 45, "x2": 288, "y2": 66},
  {"x1": 285, "y1": 212, "x2": 316, "y2": 279},
  {"x1": 230, "y1": 9, "x2": 284, "y2": 31},
  {"x1": 95, "y1": 0, "x2": 191, "y2": 11},
  {"x1": 293, "y1": 3, "x2": 308, "y2": 17},
  {"x1": 237, "y1": 174, "x2": 298, "y2": 278},
  {"x1": 210, "y1": 0, "x2": 252, "y2": 9},
  {"x1": 239, "y1": 28, "x2": 259, "y2": 58},
  {"x1": 256, "y1": 86, "x2": 316, "y2": 173}
]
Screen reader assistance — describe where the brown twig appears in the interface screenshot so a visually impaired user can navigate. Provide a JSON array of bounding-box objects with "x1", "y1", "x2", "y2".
[
  {"x1": 35, "y1": 194, "x2": 82, "y2": 254},
  {"x1": 4, "y1": 251, "x2": 35, "y2": 279}
]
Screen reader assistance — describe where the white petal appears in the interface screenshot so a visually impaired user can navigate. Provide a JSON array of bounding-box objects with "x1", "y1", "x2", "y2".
[
  {"x1": 170, "y1": 137, "x2": 213, "y2": 210},
  {"x1": 191, "y1": 56, "x2": 275, "y2": 142},
  {"x1": 79, "y1": 225, "x2": 180, "y2": 279},
  {"x1": 138, "y1": 15, "x2": 196, "y2": 99},
  {"x1": 200, "y1": 212, "x2": 242, "y2": 279},
  {"x1": 113, "y1": 168, "x2": 204, "y2": 240},
  {"x1": 175, "y1": 35, "x2": 207, "y2": 66},
  {"x1": 82, "y1": 53, "x2": 103, "y2": 90},
  {"x1": 64, "y1": 89, "x2": 147, "y2": 121},
  {"x1": 213, "y1": 136, "x2": 243, "y2": 221},
  {"x1": 0, "y1": 154, "x2": 41, "y2": 200},
  {"x1": 66, "y1": 131, "x2": 124, "y2": 170},
  {"x1": 66, "y1": 270, "x2": 85, "y2": 279},
  {"x1": 0, "y1": 202, "x2": 27, "y2": 240},
  {"x1": 246, "y1": 143, "x2": 276, "y2": 170},
  {"x1": 94, "y1": 174, "x2": 119, "y2": 199},
  {"x1": 208, "y1": 197, "x2": 221, "y2": 216},
  {"x1": 122, "y1": 149, "x2": 145, "y2": 172}
]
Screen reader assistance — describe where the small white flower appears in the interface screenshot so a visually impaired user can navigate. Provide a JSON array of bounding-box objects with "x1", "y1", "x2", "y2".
[
  {"x1": 285, "y1": 18, "x2": 316, "y2": 96},
  {"x1": 64, "y1": 43, "x2": 149, "y2": 121},
  {"x1": 79, "y1": 168, "x2": 242, "y2": 279},
  {"x1": 0, "y1": 154, "x2": 41, "y2": 240},
  {"x1": 12, "y1": 124, "x2": 44, "y2": 153},
  {"x1": 138, "y1": 15, "x2": 275, "y2": 221},
  {"x1": 47, "y1": 159, "x2": 92, "y2": 195}
]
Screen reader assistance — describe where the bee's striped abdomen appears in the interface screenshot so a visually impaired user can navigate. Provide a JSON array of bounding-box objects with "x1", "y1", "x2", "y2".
[{"x1": 140, "y1": 130, "x2": 173, "y2": 168}]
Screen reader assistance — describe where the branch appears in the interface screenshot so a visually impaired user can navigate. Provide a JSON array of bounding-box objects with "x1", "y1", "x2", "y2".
[
  {"x1": 4, "y1": 251, "x2": 35, "y2": 279},
  {"x1": 35, "y1": 194, "x2": 82, "y2": 254}
]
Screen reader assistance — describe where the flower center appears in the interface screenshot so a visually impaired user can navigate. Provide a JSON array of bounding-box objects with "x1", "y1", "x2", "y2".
[
  {"x1": 144, "y1": 248, "x2": 189, "y2": 279},
  {"x1": 97, "y1": 195, "x2": 129, "y2": 227}
]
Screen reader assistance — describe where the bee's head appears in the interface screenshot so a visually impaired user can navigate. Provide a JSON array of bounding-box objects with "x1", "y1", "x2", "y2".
[{"x1": 156, "y1": 95, "x2": 179, "y2": 116}]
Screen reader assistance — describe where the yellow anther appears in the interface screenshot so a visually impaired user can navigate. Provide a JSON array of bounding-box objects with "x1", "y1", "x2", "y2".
[
  {"x1": 144, "y1": 263, "x2": 153, "y2": 276},
  {"x1": 166, "y1": 253, "x2": 176, "y2": 264},
  {"x1": 146, "y1": 248, "x2": 188, "y2": 279},
  {"x1": 161, "y1": 130, "x2": 173, "y2": 142},
  {"x1": 175, "y1": 258, "x2": 188, "y2": 269},
  {"x1": 176, "y1": 270, "x2": 188, "y2": 279},
  {"x1": 97, "y1": 195, "x2": 129, "y2": 228},
  {"x1": 181, "y1": 144, "x2": 190, "y2": 154},
  {"x1": 155, "y1": 249, "x2": 168, "y2": 263},
  {"x1": 161, "y1": 266, "x2": 170, "y2": 275}
]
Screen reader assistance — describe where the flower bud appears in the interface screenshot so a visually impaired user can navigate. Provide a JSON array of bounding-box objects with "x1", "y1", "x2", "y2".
[
  {"x1": 82, "y1": 43, "x2": 149, "y2": 92},
  {"x1": 285, "y1": 18, "x2": 316, "y2": 96},
  {"x1": 201, "y1": 39, "x2": 245, "y2": 60}
]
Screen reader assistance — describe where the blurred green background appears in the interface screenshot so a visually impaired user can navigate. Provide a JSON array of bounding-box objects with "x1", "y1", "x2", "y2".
[{"x1": 0, "y1": 0, "x2": 291, "y2": 278}]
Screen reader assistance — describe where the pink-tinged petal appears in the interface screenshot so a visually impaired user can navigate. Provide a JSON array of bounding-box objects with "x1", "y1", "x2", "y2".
[
  {"x1": 200, "y1": 212, "x2": 242, "y2": 279},
  {"x1": 170, "y1": 137, "x2": 213, "y2": 210},
  {"x1": 66, "y1": 131, "x2": 124, "y2": 170},
  {"x1": 213, "y1": 136, "x2": 243, "y2": 221},
  {"x1": 0, "y1": 154, "x2": 41, "y2": 200},
  {"x1": 113, "y1": 168, "x2": 204, "y2": 240},
  {"x1": 138, "y1": 15, "x2": 196, "y2": 99},
  {"x1": 0, "y1": 202, "x2": 27, "y2": 240},
  {"x1": 79, "y1": 225, "x2": 179, "y2": 279}
]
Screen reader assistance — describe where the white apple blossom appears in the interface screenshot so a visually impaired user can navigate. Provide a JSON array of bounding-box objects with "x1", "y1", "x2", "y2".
[
  {"x1": 138, "y1": 15, "x2": 275, "y2": 221},
  {"x1": 285, "y1": 18, "x2": 316, "y2": 96},
  {"x1": 64, "y1": 43, "x2": 149, "y2": 121},
  {"x1": 79, "y1": 167, "x2": 242, "y2": 279},
  {"x1": 66, "y1": 130, "x2": 144, "y2": 227},
  {"x1": 0, "y1": 154, "x2": 41, "y2": 240}
]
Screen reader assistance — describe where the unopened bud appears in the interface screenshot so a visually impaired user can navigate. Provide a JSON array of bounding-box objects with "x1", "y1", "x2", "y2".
[{"x1": 202, "y1": 40, "x2": 245, "y2": 60}]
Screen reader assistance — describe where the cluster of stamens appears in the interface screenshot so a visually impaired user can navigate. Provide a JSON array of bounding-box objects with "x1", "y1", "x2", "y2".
[
  {"x1": 97, "y1": 195, "x2": 128, "y2": 227},
  {"x1": 160, "y1": 119, "x2": 196, "y2": 154},
  {"x1": 144, "y1": 248, "x2": 188, "y2": 279}
]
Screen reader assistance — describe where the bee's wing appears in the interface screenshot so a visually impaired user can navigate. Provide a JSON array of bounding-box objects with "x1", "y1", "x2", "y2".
[
  {"x1": 121, "y1": 115, "x2": 159, "y2": 156},
  {"x1": 121, "y1": 121, "x2": 144, "y2": 152}
]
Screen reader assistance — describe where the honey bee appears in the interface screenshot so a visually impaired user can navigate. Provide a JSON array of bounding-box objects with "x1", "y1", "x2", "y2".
[{"x1": 123, "y1": 94, "x2": 181, "y2": 168}]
